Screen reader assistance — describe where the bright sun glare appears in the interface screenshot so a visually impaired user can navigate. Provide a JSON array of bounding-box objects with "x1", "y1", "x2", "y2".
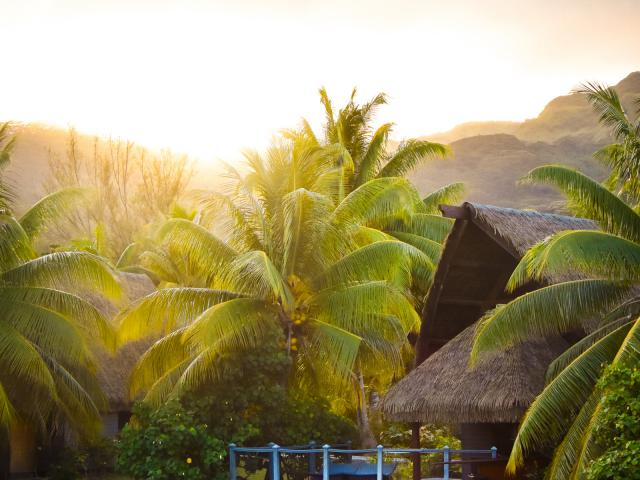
[{"x1": 2, "y1": 1, "x2": 638, "y2": 162}]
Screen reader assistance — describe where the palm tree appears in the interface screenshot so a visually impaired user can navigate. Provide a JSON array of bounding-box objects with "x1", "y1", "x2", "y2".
[
  {"x1": 469, "y1": 83, "x2": 640, "y2": 479},
  {"x1": 290, "y1": 87, "x2": 454, "y2": 193},
  {"x1": 578, "y1": 82, "x2": 640, "y2": 207},
  {"x1": 0, "y1": 123, "x2": 121, "y2": 438},
  {"x1": 116, "y1": 130, "x2": 457, "y2": 443}
]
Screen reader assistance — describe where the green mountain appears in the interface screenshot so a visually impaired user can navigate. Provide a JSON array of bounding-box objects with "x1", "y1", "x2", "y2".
[{"x1": 411, "y1": 71, "x2": 640, "y2": 211}]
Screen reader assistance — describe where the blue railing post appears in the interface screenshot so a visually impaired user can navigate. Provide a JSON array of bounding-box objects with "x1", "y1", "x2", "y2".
[
  {"x1": 309, "y1": 441, "x2": 317, "y2": 474},
  {"x1": 491, "y1": 446, "x2": 497, "y2": 460},
  {"x1": 271, "y1": 444, "x2": 280, "y2": 480},
  {"x1": 229, "y1": 443, "x2": 237, "y2": 480},
  {"x1": 376, "y1": 445, "x2": 384, "y2": 480},
  {"x1": 322, "y1": 444, "x2": 330, "y2": 480},
  {"x1": 443, "y1": 446, "x2": 450, "y2": 480}
]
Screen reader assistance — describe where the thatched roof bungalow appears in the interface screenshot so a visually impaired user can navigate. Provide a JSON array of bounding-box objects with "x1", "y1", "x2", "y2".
[{"x1": 381, "y1": 202, "x2": 596, "y2": 480}]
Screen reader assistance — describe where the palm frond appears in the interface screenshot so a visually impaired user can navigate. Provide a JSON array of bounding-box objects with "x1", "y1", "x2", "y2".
[
  {"x1": 0, "y1": 286, "x2": 115, "y2": 350},
  {"x1": 386, "y1": 213, "x2": 453, "y2": 243},
  {"x1": 0, "y1": 214, "x2": 36, "y2": 271},
  {"x1": 521, "y1": 165, "x2": 640, "y2": 242},
  {"x1": 506, "y1": 322, "x2": 630, "y2": 472},
  {"x1": 422, "y1": 183, "x2": 466, "y2": 214},
  {"x1": 221, "y1": 251, "x2": 295, "y2": 310},
  {"x1": 575, "y1": 82, "x2": 634, "y2": 140},
  {"x1": 507, "y1": 230, "x2": 640, "y2": 291},
  {"x1": 158, "y1": 219, "x2": 237, "y2": 283},
  {"x1": 354, "y1": 123, "x2": 393, "y2": 186},
  {"x1": 184, "y1": 298, "x2": 275, "y2": 352},
  {"x1": 539, "y1": 391, "x2": 600, "y2": 480},
  {"x1": 387, "y1": 231, "x2": 442, "y2": 264},
  {"x1": 471, "y1": 280, "x2": 631, "y2": 363},
  {"x1": 377, "y1": 140, "x2": 450, "y2": 178},
  {"x1": 316, "y1": 240, "x2": 434, "y2": 292},
  {"x1": 1, "y1": 251, "x2": 122, "y2": 300},
  {"x1": 18, "y1": 187, "x2": 88, "y2": 240},
  {"x1": 332, "y1": 177, "x2": 422, "y2": 228},
  {"x1": 129, "y1": 328, "x2": 190, "y2": 398},
  {"x1": 116, "y1": 288, "x2": 240, "y2": 344}
]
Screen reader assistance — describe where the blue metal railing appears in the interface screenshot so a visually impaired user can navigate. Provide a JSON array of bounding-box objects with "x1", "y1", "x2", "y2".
[{"x1": 229, "y1": 443, "x2": 498, "y2": 480}]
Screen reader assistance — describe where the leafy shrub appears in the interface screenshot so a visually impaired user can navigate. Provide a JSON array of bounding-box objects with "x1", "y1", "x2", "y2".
[
  {"x1": 585, "y1": 365, "x2": 640, "y2": 480},
  {"x1": 117, "y1": 400, "x2": 233, "y2": 480},
  {"x1": 117, "y1": 329, "x2": 356, "y2": 479}
]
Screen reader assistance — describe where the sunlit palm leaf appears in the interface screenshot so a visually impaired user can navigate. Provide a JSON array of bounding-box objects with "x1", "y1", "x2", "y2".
[
  {"x1": 18, "y1": 187, "x2": 87, "y2": 240},
  {"x1": 117, "y1": 288, "x2": 240, "y2": 343},
  {"x1": 508, "y1": 230, "x2": 640, "y2": 290},
  {"x1": 1, "y1": 251, "x2": 121, "y2": 300},
  {"x1": 377, "y1": 140, "x2": 450, "y2": 178},
  {"x1": 521, "y1": 165, "x2": 640, "y2": 242},
  {"x1": 422, "y1": 183, "x2": 466, "y2": 214}
]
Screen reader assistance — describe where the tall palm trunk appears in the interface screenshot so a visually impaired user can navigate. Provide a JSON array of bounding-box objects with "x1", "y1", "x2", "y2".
[{"x1": 355, "y1": 370, "x2": 377, "y2": 448}]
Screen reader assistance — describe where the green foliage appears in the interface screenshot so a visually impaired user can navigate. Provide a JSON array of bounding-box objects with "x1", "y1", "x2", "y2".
[
  {"x1": 117, "y1": 399, "x2": 229, "y2": 480},
  {"x1": 377, "y1": 423, "x2": 460, "y2": 478},
  {"x1": 0, "y1": 128, "x2": 120, "y2": 437},
  {"x1": 585, "y1": 365, "x2": 640, "y2": 480},
  {"x1": 470, "y1": 81, "x2": 640, "y2": 479},
  {"x1": 117, "y1": 336, "x2": 356, "y2": 480}
]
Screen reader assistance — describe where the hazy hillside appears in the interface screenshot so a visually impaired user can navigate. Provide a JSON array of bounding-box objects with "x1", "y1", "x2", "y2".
[
  {"x1": 4, "y1": 72, "x2": 639, "y2": 213},
  {"x1": 412, "y1": 71, "x2": 640, "y2": 211}
]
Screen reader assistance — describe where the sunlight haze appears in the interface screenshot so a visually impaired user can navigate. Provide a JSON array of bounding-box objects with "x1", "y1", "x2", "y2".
[{"x1": 2, "y1": 0, "x2": 639, "y2": 162}]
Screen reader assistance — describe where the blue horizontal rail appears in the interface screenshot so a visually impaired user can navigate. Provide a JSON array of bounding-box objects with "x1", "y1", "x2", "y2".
[{"x1": 229, "y1": 443, "x2": 497, "y2": 480}]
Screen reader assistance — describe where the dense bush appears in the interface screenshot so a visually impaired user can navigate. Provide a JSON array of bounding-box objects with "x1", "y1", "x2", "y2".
[
  {"x1": 585, "y1": 365, "x2": 640, "y2": 480},
  {"x1": 117, "y1": 399, "x2": 231, "y2": 480},
  {"x1": 117, "y1": 328, "x2": 356, "y2": 479}
]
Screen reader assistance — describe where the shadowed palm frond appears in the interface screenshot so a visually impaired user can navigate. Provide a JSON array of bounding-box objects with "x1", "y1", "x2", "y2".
[
  {"x1": 506, "y1": 322, "x2": 631, "y2": 472},
  {"x1": 471, "y1": 280, "x2": 631, "y2": 364}
]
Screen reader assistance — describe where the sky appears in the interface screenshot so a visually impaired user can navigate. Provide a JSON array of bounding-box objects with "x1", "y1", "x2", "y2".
[{"x1": 2, "y1": 0, "x2": 639, "y2": 163}]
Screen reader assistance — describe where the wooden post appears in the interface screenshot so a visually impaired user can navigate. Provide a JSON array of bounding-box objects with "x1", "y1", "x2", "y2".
[
  {"x1": 410, "y1": 423, "x2": 421, "y2": 480},
  {"x1": 228, "y1": 444, "x2": 237, "y2": 480}
]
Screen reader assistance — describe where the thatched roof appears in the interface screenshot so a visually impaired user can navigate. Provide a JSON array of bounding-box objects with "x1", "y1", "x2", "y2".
[
  {"x1": 91, "y1": 272, "x2": 155, "y2": 411},
  {"x1": 384, "y1": 203, "x2": 596, "y2": 425},
  {"x1": 465, "y1": 203, "x2": 597, "y2": 258},
  {"x1": 381, "y1": 322, "x2": 568, "y2": 423}
]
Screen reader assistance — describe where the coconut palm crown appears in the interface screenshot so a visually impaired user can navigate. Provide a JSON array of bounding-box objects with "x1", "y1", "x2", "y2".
[{"x1": 116, "y1": 124, "x2": 459, "y2": 408}]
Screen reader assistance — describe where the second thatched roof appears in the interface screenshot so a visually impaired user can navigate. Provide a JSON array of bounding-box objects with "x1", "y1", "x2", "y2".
[
  {"x1": 381, "y1": 322, "x2": 568, "y2": 424},
  {"x1": 91, "y1": 271, "x2": 156, "y2": 412}
]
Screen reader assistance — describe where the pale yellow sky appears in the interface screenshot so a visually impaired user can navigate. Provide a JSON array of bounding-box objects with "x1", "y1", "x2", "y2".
[{"x1": 2, "y1": 0, "x2": 639, "y2": 162}]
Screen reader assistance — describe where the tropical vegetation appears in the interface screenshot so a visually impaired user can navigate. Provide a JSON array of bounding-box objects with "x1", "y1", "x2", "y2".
[
  {"x1": 470, "y1": 83, "x2": 640, "y2": 478},
  {"x1": 116, "y1": 90, "x2": 458, "y2": 447},
  {"x1": 0, "y1": 122, "x2": 120, "y2": 439}
]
